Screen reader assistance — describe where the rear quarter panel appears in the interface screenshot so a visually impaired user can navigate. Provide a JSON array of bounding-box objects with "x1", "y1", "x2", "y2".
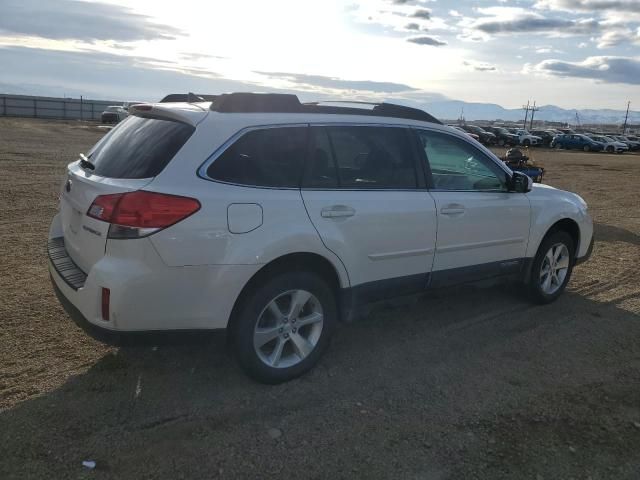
[{"x1": 144, "y1": 114, "x2": 350, "y2": 287}]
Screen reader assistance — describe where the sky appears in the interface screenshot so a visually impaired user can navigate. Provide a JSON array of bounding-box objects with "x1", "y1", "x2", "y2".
[{"x1": 0, "y1": 0, "x2": 638, "y2": 110}]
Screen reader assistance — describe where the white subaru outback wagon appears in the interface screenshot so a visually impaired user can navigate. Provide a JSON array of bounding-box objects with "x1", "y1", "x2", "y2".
[{"x1": 49, "y1": 93, "x2": 594, "y2": 383}]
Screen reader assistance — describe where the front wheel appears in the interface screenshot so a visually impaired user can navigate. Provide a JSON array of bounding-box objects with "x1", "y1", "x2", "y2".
[
  {"x1": 523, "y1": 139, "x2": 531, "y2": 147},
  {"x1": 231, "y1": 271, "x2": 337, "y2": 383},
  {"x1": 527, "y1": 231, "x2": 575, "y2": 304}
]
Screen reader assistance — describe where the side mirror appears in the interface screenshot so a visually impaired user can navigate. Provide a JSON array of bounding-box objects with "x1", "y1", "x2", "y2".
[{"x1": 509, "y1": 171, "x2": 532, "y2": 193}]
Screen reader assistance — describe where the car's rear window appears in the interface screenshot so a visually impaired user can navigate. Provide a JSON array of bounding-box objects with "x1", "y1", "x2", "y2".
[{"x1": 88, "y1": 116, "x2": 195, "y2": 179}]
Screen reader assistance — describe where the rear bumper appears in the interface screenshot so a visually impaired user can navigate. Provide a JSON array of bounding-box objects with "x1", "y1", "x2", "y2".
[
  {"x1": 101, "y1": 113, "x2": 119, "y2": 123},
  {"x1": 50, "y1": 275, "x2": 223, "y2": 346},
  {"x1": 48, "y1": 213, "x2": 260, "y2": 336}
]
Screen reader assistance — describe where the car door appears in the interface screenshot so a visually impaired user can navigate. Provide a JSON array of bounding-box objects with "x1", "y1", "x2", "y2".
[
  {"x1": 301, "y1": 125, "x2": 437, "y2": 302},
  {"x1": 571, "y1": 135, "x2": 583, "y2": 148},
  {"x1": 415, "y1": 128, "x2": 531, "y2": 287}
]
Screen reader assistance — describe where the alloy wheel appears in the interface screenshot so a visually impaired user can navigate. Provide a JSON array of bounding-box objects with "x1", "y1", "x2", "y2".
[
  {"x1": 253, "y1": 290, "x2": 324, "y2": 369},
  {"x1": 539, "y1": 243, "x2": 570, "y2": 295}
]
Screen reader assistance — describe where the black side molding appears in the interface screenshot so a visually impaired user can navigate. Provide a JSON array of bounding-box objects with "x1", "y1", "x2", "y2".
[{"x1": 575, "y1": 234, "x2": 594, "y2": 266}]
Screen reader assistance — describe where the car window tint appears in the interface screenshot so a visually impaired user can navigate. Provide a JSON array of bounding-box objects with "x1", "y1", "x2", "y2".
[
  {"x1": 312, "y1": 126, "x2": 417, "y2": 189},
  {"x1": 304, "y1": 128, "x2": 339, "y2": 188},
  {"x1": 89, "y1": 116, "x2": 195, "y2": 179},
  {"x1": 207, "y1": 127, "x2": 307, "y2": 187},
  {"x1": 417, "y1": 130, "x2": 506, "y2": 191}
]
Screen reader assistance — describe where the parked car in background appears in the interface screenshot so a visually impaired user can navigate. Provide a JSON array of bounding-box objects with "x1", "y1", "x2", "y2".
[
  {"x1": 530, "y1": 130, "x2": 556, "y2": 147},
  {"x1": 449, "y1": 125, "x2": 480, "y2": 142},
  {"x1": 461, "y1": 125, "x2": 497, "y2": 145},
  {"x1": 485, "y1": 126, "x2": 520, "y2": 146},
  {"x1": 509, "y1": 129, "x2": 542, "y2": 147},
  {"x1": 551, "y1": 134, "x2": 604, "y2": 152},
  {"x1": 48, "y1": 92, "x2": 593, "y2": 383},
  {"x1": 100, "y1": 106, "x2": 128, "y2": 124},
  {"x1": 589, "y1": 135, "x2": 629, "y2": 154},
  {"x1": 611, "y1": 135, "x2": 640, "y2": 151}
]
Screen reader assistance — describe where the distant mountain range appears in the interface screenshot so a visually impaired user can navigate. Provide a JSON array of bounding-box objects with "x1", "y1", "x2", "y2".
[
  {"x1": 1, "y1": 82, "x2": 637, "y2": 126},
  {"x1": 422, "y1": 100, "x2": 639, "y2": 125}
]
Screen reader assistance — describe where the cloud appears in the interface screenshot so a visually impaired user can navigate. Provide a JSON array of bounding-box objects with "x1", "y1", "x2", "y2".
[
  {"x1": 473, "y1": 14, "x2": 598, "y2": 35},
  {"x1": 0, "y1": 0, "x2": 183, "y2": 42},
  {"x1": 531, "y1": 55, "x2": 640, "y2": 84},
  {"x1": 253, "y1": 71, "x2": 418, "y2": 93},
  {"x1": 596, "y1": 28, "x2": 640, "y2": 48},
  {"x1": 535, "y1": 0, "x2": 640, "y2": 13},
  {"x1": 463, "y1": 60, "x2": 497, "y2": 71},
  {"x1": 535, "y1": 46, "x2": 565, "y2": 53},
  {"x1": 405, "y1": 23, "x2": 421, "y2": 30},
  {"x1": 179, "y1": 52, "x2": 227, "y2": 61},
  {"x1": 411, "y1": 9, "x2": 432, "y2": 20},
  {"x1": 0, "y1": 46, "x2": 245, "y2": 101},
  {"x1": 407, "y1": 35, "x2": 447, "y2": 46}
]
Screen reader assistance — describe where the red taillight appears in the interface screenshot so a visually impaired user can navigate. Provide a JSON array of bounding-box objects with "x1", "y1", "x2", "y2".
[
  {"x1": 88, "y1": 193, "x2": 122, "y2": 222},
  {"x1": 101, "y1": 288, "x2": 110, "y2": 321},
  {"x1": 87, "y1": 191, "x2": 200, "y2": 238}
]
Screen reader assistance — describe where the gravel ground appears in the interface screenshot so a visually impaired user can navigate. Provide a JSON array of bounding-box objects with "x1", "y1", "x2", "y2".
[{"x1": 1, "y1": 117, "x2": 639, "y2": 479}]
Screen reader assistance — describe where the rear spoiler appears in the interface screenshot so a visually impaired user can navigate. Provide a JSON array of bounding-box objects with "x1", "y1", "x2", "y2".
[
  {"x1": 159, "y1": 93, "x2": 218, "y2": 103},
  {"x1": 128, "y1": 103, "x2": 207, "y2": 126}
]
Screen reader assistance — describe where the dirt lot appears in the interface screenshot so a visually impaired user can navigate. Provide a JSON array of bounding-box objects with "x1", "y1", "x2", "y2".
[{"x1": 1, "y1": 117, "x2": 639, "y2": 479}]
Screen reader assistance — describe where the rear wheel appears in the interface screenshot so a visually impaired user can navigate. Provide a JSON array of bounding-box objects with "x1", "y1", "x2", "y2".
[
  {"x1": 527, "y1": 231, "x2": 575, "y2": 304},
  {"x1": 498, "y1": 138, "x2": 505, "y2": 146},
  {"x1": 231, "y1": 271, "x2": 337, "y2": 383},
  {"x1": 583, "y1": 145, "x2": 591, "y2": 152},
  {"x1": 523, "y1": 139, "x2": 531, "y2": 147},
  {"x1": 606, "y1": 146, "x2": 614, "y2": 153}
]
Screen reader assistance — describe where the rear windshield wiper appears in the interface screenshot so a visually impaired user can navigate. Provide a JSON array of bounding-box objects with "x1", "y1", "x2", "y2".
[{"x1": 79, "y1": 153, "x2": 95, "y2": 171}]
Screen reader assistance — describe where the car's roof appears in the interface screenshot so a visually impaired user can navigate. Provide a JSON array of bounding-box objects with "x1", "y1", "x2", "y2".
[{"x1": 138, "y1": 100, "x2": 455, "y2": 131}]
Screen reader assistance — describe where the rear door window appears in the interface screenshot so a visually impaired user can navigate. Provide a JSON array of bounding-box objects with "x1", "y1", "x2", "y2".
[
  {"x1": 304, "y1": 126, "x2": 418, "y2": 189},
  {"x1": 206, "y1": 127, "x2": 308, "y2": 188},
  {"x1": 89, "y1": 116, "x2": 195, "y2": 179}
]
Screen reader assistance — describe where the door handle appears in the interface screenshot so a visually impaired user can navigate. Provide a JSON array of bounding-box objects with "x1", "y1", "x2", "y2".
[
  {"x1": 321, "y1": 205, "x2": 356, "y2": 218},
  {"x1": 440, "y1": 204, "x2": 465, "y2": 215}
]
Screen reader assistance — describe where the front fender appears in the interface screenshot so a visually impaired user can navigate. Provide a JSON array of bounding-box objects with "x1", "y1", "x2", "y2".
[{"x1": 525, "y1": 185, "x2": 593, "y2": 259}]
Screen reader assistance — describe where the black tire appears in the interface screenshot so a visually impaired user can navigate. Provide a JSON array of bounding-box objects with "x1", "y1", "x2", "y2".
[
  {"x1": 527, "y1": 231, "x2": 575, "y2": 304},
  {"x1": 231, "y1": 271, "x2": 337, "y2": 384},
  {"x1": 523, "y1": 139, "x2": 531, "y2": 147},
  {"x1": 583, "y1": 145, "x2": 591, "y2": 152},
  {"x1": 498, "y1": 139, "x2": 505, "y2": 146}
]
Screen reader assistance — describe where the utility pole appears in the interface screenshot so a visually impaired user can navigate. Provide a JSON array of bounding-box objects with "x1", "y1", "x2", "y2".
[
  {"x1": 529, "y1": 101, "x2": 539, "y2": 130},
  {"x1": 622, "y1": 101, "x2": 631, "y2": 134},
  {"x1": 522, "y1": 100, "x2": 530, "y2": 129}
]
